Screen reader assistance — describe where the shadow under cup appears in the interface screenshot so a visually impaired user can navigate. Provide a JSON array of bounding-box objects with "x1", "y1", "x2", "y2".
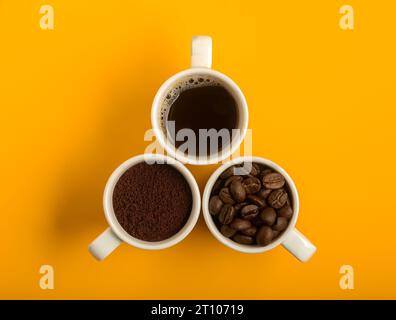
[{"x1": 152, "y1": 69, "x2": 248, "y2": 164}]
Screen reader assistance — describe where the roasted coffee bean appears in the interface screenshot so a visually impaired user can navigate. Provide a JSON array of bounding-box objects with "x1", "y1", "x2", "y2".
[
  {"x1": 262, "y1": 172, "x2": 285, "y2": 189},
  {"x1": 251, "y1": 215, "x2": 264, "y2": 227},
  {"x1": 224, "y1": 175, "x2": 243, "y2": 187},
  {"x1": 260, "y1": 207, "x2": 277, "y2": 226},
  {"x1": 230, "y1": 180, "x2": 246, "y2": 203},
  {"x1": 220, "y1": 166, "x2": 235, "y2": 179},
  {"x1": 240, "y1": 204, "x2": 259, "y2": 220},
  {"x1": 256, "y1": 226, "x2": 273, "y2": 246},
  {"x1": 241, "y1": 162, "x2": 261, "y2": 177},
  {"x1": 272, "y1": 230, "x2": 280, "y2": 239},
  {"x1": 211, "y1": 179, "x2": 223, "y2": 195},
  {"x1": 259, "y1": 168, "x2": 273, "y2": 180},
  {"x1": 219, "y1": 187, "x2": 235, "y2": 204},
  {"x1": 273, "y1": 217, "x2": 288, "y2": 231},
  {"x1": 242, "y1": 177, "x2": 261, "y2": 194},
  {"x1": 256, "y1": 188, "x2": 272, "y2": 199},
  {"x1": 248, "y1": 163, "x2": 260, "y2": 177},
  {"x1": 230, "y1": 218, "x2": 252, "y2": 231},
  {"x1": 278, "y1": 205, "x2": 293, "y2": 219},
  {"x1": 218, "y1": 204, "x2": 236, "y2": 224},
  {"x1": 251, "y1": 163, "x2": 261, "y2": 176},
  {"x1": 247, "y1": 194, "x2": 266, "y2": 207},
  {"x1": 267, "y1": 189, "x2": 288, "y2": 208},
  {"x1": 241, "y1": 226, "x2": 257, "y2": 237},
  {"x1": 220, "y1": 224, "x2": 237, "y2": 238},
  {"x1": 209, "y1": 196, "x2": 223, "y2": 215},
  {"x1": 233, "y1": 233, "x2": 255, "y2": 245},
  {"x1": 234, "y1": 202, "x2": 248, "y2": 212}
]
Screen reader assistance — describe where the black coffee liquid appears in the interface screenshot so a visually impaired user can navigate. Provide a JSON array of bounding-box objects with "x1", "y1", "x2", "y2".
[{"x1": 167, "y1": 85, "x2": 238, "y2": 154}]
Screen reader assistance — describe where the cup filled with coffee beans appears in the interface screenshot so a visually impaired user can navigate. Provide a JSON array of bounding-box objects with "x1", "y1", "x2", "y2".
[
  {"x1": 202, "y1": 156, "x2": 316, "y2": 262},
  {"x1": 89, "y1": 154, "x2": 201, "y2": 260}
]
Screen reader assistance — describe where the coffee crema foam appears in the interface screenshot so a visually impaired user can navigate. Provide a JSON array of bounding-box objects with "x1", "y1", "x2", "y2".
[{"x1": 159, "y1": 76, "x2": 220, "y2": 131}]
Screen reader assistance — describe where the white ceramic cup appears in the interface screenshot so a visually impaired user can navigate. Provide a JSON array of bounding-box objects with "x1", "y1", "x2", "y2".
[
  {"x1": 151, "y1": 36, "x2": 249, "y2": 165},
  {"x1": 202, "y1": 156, "x2": 316, "y2": 262},
  {"x1": 89, "y1": 154, "x2": 201, "y2": 261}
]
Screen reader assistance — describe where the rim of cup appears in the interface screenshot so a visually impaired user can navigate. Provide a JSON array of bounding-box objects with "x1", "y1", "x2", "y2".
[
  {"x1": 202, "y1": 156, "x2": 300, "y2": 253},
  {"x1": 151, "y1": 68, "x2": 249, "y2": 165},
  {"x1": 103, "y1": 154, "x2": 201, "y2": 250}
]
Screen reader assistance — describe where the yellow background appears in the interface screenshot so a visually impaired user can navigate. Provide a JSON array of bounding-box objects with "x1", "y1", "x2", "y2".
[{"x1": 0, "y1": 0, "x2": 395, "y2": 299}]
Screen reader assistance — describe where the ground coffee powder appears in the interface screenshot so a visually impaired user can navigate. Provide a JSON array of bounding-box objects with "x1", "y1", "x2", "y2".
[{"x1": 112, "y1": 162, "x2": 192, "y2": 241}]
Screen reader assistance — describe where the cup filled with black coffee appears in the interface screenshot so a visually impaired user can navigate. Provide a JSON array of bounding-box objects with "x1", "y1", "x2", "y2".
[
  {"x1": 89, "y1": 154, "x2": 201, "y2": 260},
  {"x1": 202, "y1": 156, "x2": 316, "y2": 262},
  {"x1": 151, "y1": 36, "x2": 248, "y2": 165}
]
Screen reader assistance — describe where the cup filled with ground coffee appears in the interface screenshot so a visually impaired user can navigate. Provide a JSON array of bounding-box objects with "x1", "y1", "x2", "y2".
[
  {"x1": 89, "y1": 154, "x2": 201, "y2": 260},
  {"x1": 202, "y1": 156, "x2": 316, "y2": 262},
  {"x1": 151, "y1": 36, "x2": 248, "y2": 165}
]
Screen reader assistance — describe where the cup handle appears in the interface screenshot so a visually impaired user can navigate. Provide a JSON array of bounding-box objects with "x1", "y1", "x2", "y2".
[
  {"x1": 88, "y1": 228, "x2": 122, "y2": 261},
  {"x1": 281, "y1": 228, "x2": 316, "y2": 262},
  {"x1": 191, "y1": 36, "x2": 212, "y2": 68}
]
